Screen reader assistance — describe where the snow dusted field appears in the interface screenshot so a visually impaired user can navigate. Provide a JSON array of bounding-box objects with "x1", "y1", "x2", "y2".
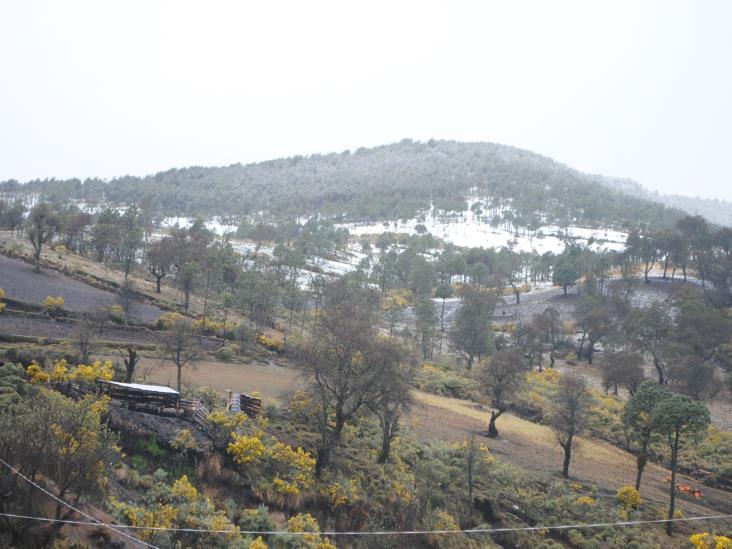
[
  {"x1": 160, "y1": 216, "x2": 239, "y2": 235},
  {"x1": 339, "y1": 197, "x2": 626, "y2": 254}
]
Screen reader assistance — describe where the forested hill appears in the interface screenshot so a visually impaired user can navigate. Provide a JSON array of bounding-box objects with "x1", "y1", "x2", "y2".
[{"x1": 1, "y1": 139, "x2": 693, "y2": 230}]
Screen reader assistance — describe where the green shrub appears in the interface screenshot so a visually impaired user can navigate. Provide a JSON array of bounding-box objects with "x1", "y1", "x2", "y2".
[
  {"x1": 215, "y1": 345, "x2": 235, "y2": 361},
  {"x1": 417, "y1": 362, "x2": 474, "y2": 399}
]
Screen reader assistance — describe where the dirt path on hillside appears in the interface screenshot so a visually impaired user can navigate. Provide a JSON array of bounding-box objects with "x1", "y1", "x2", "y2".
[{"x1": 409, "y1": 391, "x2": 732, "y2": 516}]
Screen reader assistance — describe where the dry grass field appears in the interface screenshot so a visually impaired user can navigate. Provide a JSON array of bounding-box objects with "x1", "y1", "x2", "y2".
[{"x1": 411, "y1": 391, "x2": 732, "y2": 516}]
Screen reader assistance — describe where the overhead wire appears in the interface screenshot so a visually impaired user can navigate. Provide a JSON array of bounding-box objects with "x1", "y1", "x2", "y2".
[
  {"x1": 0, "y1": 457, "x2": 158, "y2": 549},
  {"x1": 0, "y1": 509, "x2": 729, "y2": 537}
]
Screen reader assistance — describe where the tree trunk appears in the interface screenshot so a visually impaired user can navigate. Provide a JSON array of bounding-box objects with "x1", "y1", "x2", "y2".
[
  {"x1": 652, "y1": 355, "x2": 665, "y2": 385},
  {"x1": 377, "y1": 424, "x2": 392, "y2": 464},
  {"x1": 315, "y1": 444, "x2": 331, "y2": 477},
  {"x1": 176, "y1": 363, "x2": 183, "y2": 392},
  {"x1": 466, "y1": 355, "x2": 474, "y2": 370},
  {"x1": 666, "y1": 434, "x2": 679, "y2": 536},
  {"x1": 34, "y1": 251, "x2": 41, "y2": 273},
  {"x1": 156, "y1": 276, "x2": 162, "y2": 293},
  {"x1": 438, "y1": 299, "x2": 446, "y2": 355},
  {"x1": 635, "y1": 451, "x2": 647, "y2": 491},
  {"x1": 562, "y1": 436, "x2": 573, "y2": 478},
  {"x1": 578, "y1": 331, "x2": 586, "y2": 359},
  {"x1": 487, "y1": 408, "x2": 504, "y2": 438},
  {"x1": 124, "y1": 349, "x2": 139, "y2": 383}
]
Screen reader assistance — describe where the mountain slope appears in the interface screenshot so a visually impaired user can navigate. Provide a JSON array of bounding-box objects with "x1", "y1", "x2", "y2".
[
  {"x1": 2, "y1": 139, "x2": 691, "y2": 230},
  {"x1": 597, "y1": 176, "x2": 732, "y2": 227}
]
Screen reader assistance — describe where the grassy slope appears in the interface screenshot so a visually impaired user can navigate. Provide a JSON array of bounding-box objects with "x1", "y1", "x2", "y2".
[{"x1": 412, "y1": 391, "x2": 732, "y2": 516}]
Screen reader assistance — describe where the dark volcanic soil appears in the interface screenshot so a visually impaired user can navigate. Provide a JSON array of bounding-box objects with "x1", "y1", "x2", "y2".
[
  {"x1": 0, "y1": 312, "x2": 223, "y2": 351},
  {"x1": 0, "y1": 254, "x2": 161, "y2": 322}
]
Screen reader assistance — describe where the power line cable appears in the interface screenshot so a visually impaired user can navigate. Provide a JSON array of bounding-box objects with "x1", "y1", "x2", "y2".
[
  {"x1": 0, "y1": 457, "x2": 157, "y2": 549},
  {"x1": 0, "y1": 510, "x2": 729, "y2": 536}
]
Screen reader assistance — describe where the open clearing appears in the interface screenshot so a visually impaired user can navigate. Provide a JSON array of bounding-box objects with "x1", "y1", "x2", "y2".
[{"x1": 136, "y1": 357, "x2": 302, "y2": 402}]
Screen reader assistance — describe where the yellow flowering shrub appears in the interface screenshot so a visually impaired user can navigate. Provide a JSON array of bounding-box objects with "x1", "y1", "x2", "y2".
[
  {"x1": 249, "y1": 536, "x2": 268, "y2": 549},
  {"x1": 170, "y1": 429, "x2": 197, "y2": 453},
  {"x1": 69, "y1": 360, "x2": 114, "y2": 383},
  {"x1": 269, "y1": 442, "x2": 316, "y2": 496},
  {"x1": 576, "y1": 495, "x2": 596, "y2": 506},
  {"x1": 690, "y1": 533, "x2": 732, "y2": 549},
  {"x1": 320, "y1": 477, "x2": 361, "y2": 510},
  {"x1": 111, "y1": 498, "x2": 176, "y2": 541},
  {"x1": 391, "y1": 480, "x2": 415, "y2": 504},
  {"x1": 43, "y1": 295, "x2": 65, "y2": 313},
  {"x1": 157, "y1": 311, "x2": 185, "y2": 329},
  {"x1": 26, "y1": 361, "x2": 49, "y2": 384},
  {"x1": 287, "y1": 513, "x2": 337, "y2": 549},
  {"x1": 171, "y1": 475, "x2": 198, "y2": 500},
  {"x1": 108, "y1": 304, "x2": 126, "y2": 322},
  {"x1": 229, "y1": 434, "x2": 267, "y2": 464},
  {"x1": 426, "y1": 511, "x2": 462, "y2": 548},
  {"x1": 227, "y1": 424, "x2": 315, "y2": 504},
  {"x1": 382, "y1": 289, "x2": 410, "y2": 310},
  {"x1": 209, "y1": 410, "x2": 248, "y2": 429},
  {"x1": 50, "y1": 359, "x2": 69, "y2": 382},
  {"x1": 0, "y1": 288, "x2": 6, "y2": 312},
  {"x1": 616, "y1": 486, "x2": 642, "y2": 510},
  {"x1": 193, "y1": 318, "x2": 236, "y2": 335},
  {"x1": 111, "y1": 475, "x2": 242, "y2": 546},
  {"x1": 257, "y1": 334, "x2": 284, "y2": 352}
]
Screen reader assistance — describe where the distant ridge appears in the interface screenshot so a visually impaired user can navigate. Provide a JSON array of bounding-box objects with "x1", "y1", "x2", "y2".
[
  {"x1": 597, "y1": 176, "x2": 732, "y2": 227},
  {"x1": 2, "y1": 139, "x2": 728, "y2": 228}
]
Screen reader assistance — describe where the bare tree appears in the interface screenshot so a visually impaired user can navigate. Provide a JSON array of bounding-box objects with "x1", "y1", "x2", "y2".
[
  {"x1": 118, "y1": 279, "x2": 136, "y2": 324},
  {"x1": 147, "y1": 237, "x2": 175, "y2": 293},
  {"x1": 121, "y1": 347, "x2": 140, "y2": 383},
  {"x1": 601, "y1": 350, "x2": 645, "y2": 396},
  {"x1": 551, "y1": 374, "x2": 589, "y2": 478},
  {"x1": 25, "y1": 202, "x2": 57, "y2": 273},
  {"x1": 366, "y1": 341, "x2": 415, "y2": 464},
  {"x1": 464, "y1": 434, "x2": 480, "y2": 504},
  {"x1": 476, "y1": 348, "x2": 525, "y2": 437},
  {"x1": 534, "y1": 306, "x2": 561, "y2": 367},
  {"x1": 162, "y1": 319, "x2": 199, "y2": 391},
  {"x1": 449, "y1": 285, "x2": 496, "y2": 370},
  {"x1": 293, "y1": 279, "x2": 383, "y2": 474},
  {"x1": 73, "y1": 314, "x2": 97, "y2": 364}
]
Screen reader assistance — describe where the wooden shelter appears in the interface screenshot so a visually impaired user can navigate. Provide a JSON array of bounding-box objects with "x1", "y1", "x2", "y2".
[
  {"x1": 96, "y1": 380, "x2": 181, "y2": 410},
  {"x1": 226, "y1": 391, "x2": 263, "y2": 418}
]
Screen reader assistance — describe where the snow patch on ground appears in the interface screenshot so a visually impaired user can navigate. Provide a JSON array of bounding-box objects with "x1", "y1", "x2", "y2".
[
  {"x1": 161, "y1": 216, "x2": 238, "y2": 235},
  {"x1": 339, "y1": 197, "x2": 626, "y2": 253}
]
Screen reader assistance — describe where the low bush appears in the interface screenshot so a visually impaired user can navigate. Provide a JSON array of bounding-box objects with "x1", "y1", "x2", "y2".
[
  {"x1": 43, "y1": 295, "x2": 65, "y2": 315},
  {"x1": 417, "y1": 361, "x2": 474, "y2": 399}
]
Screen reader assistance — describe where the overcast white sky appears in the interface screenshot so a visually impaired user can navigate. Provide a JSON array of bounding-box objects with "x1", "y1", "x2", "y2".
[{"x1": 1, "y1": 1, "x2": 731, "y2": 199}]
